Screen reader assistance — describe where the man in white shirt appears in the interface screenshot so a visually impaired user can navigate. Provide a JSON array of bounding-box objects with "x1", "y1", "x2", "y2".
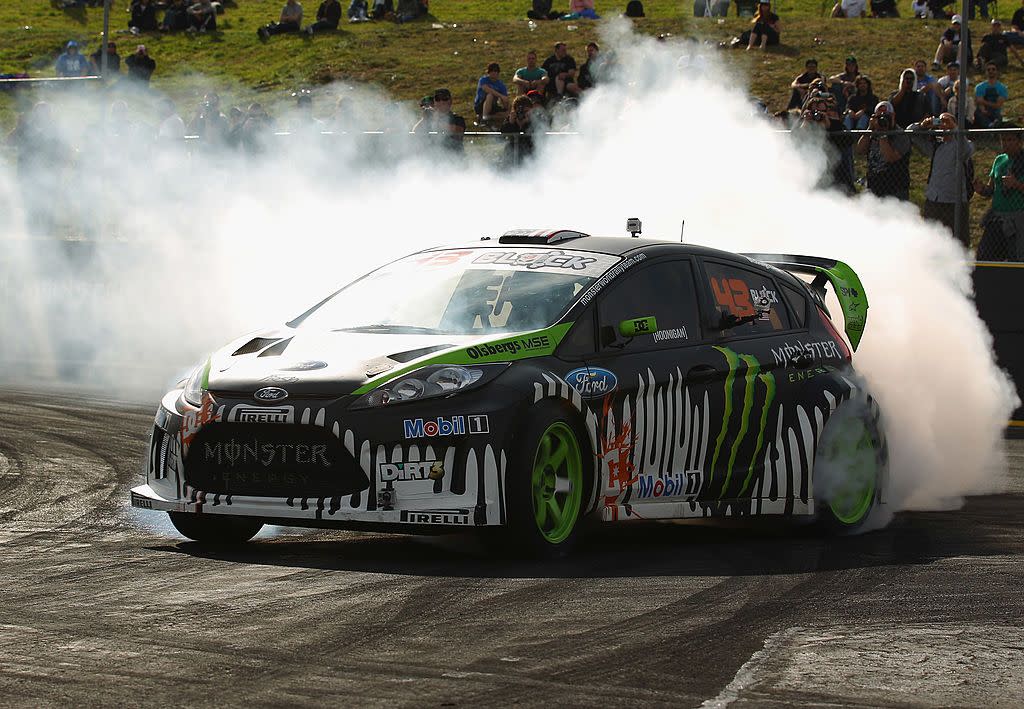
[{"x1": 831, "y1": 0, "x2": 866, "y2": 17}]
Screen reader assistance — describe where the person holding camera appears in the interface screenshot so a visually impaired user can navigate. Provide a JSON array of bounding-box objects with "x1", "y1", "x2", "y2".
[
  {"x1": 910, "y1": 112, "x2": 975, "y2": 245},
  {"x1": 798, "y1": 92, "x2": 855, "y2": 194},
  {"x1": 856, "y1": 100, "x2": 911, "y2": 200},
  {"x1": 412, "y1": 88, "x2": 466, "y2": 154},
  {"x1": 125, "y1": 44, "x2": 156, "y2": 83},
  {"x1": 500, "y1": 95, "x2": 536, "y2": 167},
  {"x1": 975, "y1": 123, "x2": 1024, "y2": 259},
  {"x1": 188, "y1": 92, "x2": 229, "y2": 144}
]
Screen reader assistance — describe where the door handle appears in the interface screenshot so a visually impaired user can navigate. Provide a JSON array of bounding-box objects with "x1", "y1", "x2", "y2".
[{"x1": 686, "y1": 364, "x2": 717, "y2": 381}]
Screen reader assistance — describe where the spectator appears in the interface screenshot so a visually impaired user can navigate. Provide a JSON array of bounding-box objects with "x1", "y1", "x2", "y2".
[
  {"x1": 969, "y1": 0, "x2": 991, "y2": 19},
  {"x1": 856, "y1": 101, "x2": 912, "y2": 200},
  {"x1": 513, "y1": 51, "x2": 550, "y2": 95},
  {"x1": 91, "y1": 42, "x2": 121, "y2": 75},
  {"x1": 395, "y1": 0, "x2": 427, "y2": 22},
  {"x1": 831, "y1": 0, "x2": 866, "y2": 17},
  {"x1": 307, "y1": 0, "x2": 342, "y2": 33},
  {"x1": 1012, "y1": 0, "x2": 1024, "y2": 33},
  {"x1": 911, "y1": 0, "x2": 929, "y2": 17},
  {"x1": 258, "y1": 0, "x2": 303, "y2": 38},
  {"x1": 413, "y1": 88, "x2": 465, "y2": 153},
  {"x1": 239, "y1": 102, "x2": 277, "y2": 153},
  {"x1": 843, "y1": 75, "x2": 878, "y2": 129},
  {"x1": 976, "y1": 124, "x2": 1024, "y2": 259},
  {"x1": 949, "y1": 79, "x2": 976, "y2": 126},
  {"x1": 829, "y1": 55, "x2": 860, "y2": 112},
  {"x1": 578, "y1": 42, "x2": 601, "y2": 90},
  {"x1": 474, "y1": 63, "x2": 509, "y2": 124},
  {"x1": 129, "y1": 0, "x2": 159, "y2": 32},
  {"x1": 798, "y1": 92, "x2": 855, "y2": 193},
  {"x1": 371, "y1": 0, "x2": 394, "y2": 19},
  {"x1": 542, "y1": 43, "x2": 580, "y2": 100},
  {"x1": 936, "y1": 61, "x2": 960, "y2": 103},
  {"x1": 160, "y1": 0, "x2": 191, "y2": 31},
  {"x1": 695, "y1": 0, "x2": 731, "y2": 16},
  {"x1": 188, "y1": 92, "x2": 229, "y2": 143},
  {"x1": 870, "y1": 0, "x2": 899, "y2": 17},
  {"x1": 500, "y1": 95, "x2": 536, "y2": 166},
  {"x1": 528, "y1": 0, "x2": 562, "y2": 20},
  {"x1": 56, "y1": 41, "x2": 90, "y2": 78},
  {"x1": 745, "y1": 1, "x2": 780, "y2": 50},
  {"x1": 125, "y1": 44, "x2": 156, "y2": 83},
  {"x1": 975, "y1": 61, "x2": 1009, "y2": 127},
  {"x1": 290, "y1": 90, "x2": 325, "y2": 134},
  {"x1": 157, "y1": 97, "x2": 185, "y2": 143},
  {"x1": 188, "y1": 0, "x2": 217, "y2": 32},
  {"x1": 977, "y1": 19, "x2": 1023, "y2": 70},
  {"x1": 566, "y1": 0, "x2": 599, "y2": 19},
  {"x1": 932, "y1": 15, "x2": 971, "y2": 70},
  {"x1": 787, "y1": 58, "x2": 823, "y2": 110},
  {"x1": 914, "y1": 59, "x2": 945, "y2": 115},
  {"x1": 889, "y1": 68, "x2": 928, "y2": 128},
  {"x1": 910, "y1": 112, "x2": 975, "y2": 245},
  {"x1": 348, "y1": 0, "x2": 368, "y2": 21}
]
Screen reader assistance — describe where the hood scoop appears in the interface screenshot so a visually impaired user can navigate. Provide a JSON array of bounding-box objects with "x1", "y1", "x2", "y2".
[
  {"x1": 231, "y1": 337, "x2": 284, "y2": 356},
  {"x1": 388, "y1": 344, "x2": 454, "y2": 363},
  {"x1": 258, "y1": 338, "x2": 294, "y2": 357}
]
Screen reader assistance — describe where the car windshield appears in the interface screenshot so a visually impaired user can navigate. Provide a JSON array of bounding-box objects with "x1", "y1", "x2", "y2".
[{"x1": 294, "y1": 247, "x2": 620, "y2": 335}]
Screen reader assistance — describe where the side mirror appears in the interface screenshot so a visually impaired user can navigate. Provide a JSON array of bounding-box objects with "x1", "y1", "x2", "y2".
[
  {"x1": 619, "y1": 316, "x2": 658, "y2": 338},
  {"x1": 713, "y1": 307, "x2": 741, "y2": 331}
]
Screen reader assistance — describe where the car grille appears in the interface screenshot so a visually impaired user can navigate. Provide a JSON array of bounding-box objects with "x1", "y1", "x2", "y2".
[{"x1": 184, "y1": 423, "x2": 367, "y2": 498}]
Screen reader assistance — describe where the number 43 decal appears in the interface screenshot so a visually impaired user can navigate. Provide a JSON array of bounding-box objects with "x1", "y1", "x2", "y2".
[{"x1": 710, "y1": 277, "x2": 755, "y2": 317}]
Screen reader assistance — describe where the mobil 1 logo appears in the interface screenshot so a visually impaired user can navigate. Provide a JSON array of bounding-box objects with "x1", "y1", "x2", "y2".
[{"x1": 403, "y1": 414, "x2": 490, "y2": 439}]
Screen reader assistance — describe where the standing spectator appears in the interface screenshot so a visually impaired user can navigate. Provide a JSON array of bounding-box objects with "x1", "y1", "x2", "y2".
[
  {"x1": 745, "y1": 1, "x2": 780, "y2": 50},
  {"x1": 306, "y1": 0, "x2": 341, "y2": 34},
  {"x1": 157, "y1": 98, "x2": 185, "y2": 143},
  {"x1": 798, "y1": 92, "x2": 856, "y2": 193},
  {"x1": 910, "y1": 112, "x2": 975, "y2": 245},
  {"x1": 160, "y1": 0, "x2": 191, "y2": 31},
  {"x1": 975, "y1": 62, "x2": 1009, "y2": 127},
  {"x1": 56, "y1": 41, "x2": 90, "y2": 78},
  {"x1": 187, "y1": 0, "x2": 217, "y2": 32},
  {"x1": 889, "y1": 68, "x2": 928, "y2": 128},
  {"x1": 843, "y1": 75, "x2": 878, "y2": 130},
  {"x1": 933, "y1": 15, "x2": 971, "y2": 69},
  {"x1": 948, "y1": 79, "x2": 976, "y2": 126},
  {"x1": 541, "y1": 43, "x2": 580, "y2": 100},
  {"x1": 914, "y1": 59, "x2": 945, "y2": 115},
  {"x1": 125, "y1": 44, "x2": 156, "y2": 83},
  {"x1": 513, "y1": 51, "x2": 550, "y2": 95},
  {"x1": 528, "y1": 0, "x2": 561, "y2": 20},
  {"x1": 578, "y1": 42, "x2": 601, "y2": 90},
  {"x1": 91, "y1": 42, "x2": 121, "y2": 75},
  {"x1": 258, "y1": 0, "x2": 304, "y2": 38},
  {"x1": 829, "y1": 56, "x2": 860, "y2": 113},
  {"x1": 977, "y1": 19, "x2": 1023, "y2": 70},
  {"x1": 188, "y1": 92, "x2": 229, "y2": 143},
  {"x1": 856, "y1": 101, "x2": 912, "y2": 200},
  {"x1": 500, "y1": 95, "x2": 536, "y2": 167},
  {"x1": 831, "y1": 0, "x2": 866, "y2": 17},
  {"x1": 474, "y1": 63, "x2": 509, "y2": 123},
  {"x1": 870, "y1": 0, "x2": 899, "y2": 16},
  {"x1": 975, "y1": 124, "x2": 1024, "y2": 259},
  {"x1": 787, "y1": 58, "x2": 822, "y2": 110},
  {"x1": 128, "y1": 0, "x2": 159, "y2": 32},
  {"x1": 413, "y1": 88, "x2": 465, "y2": 153}
]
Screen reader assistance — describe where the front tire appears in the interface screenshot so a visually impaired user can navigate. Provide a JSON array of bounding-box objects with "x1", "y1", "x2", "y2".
[
  {"x1": 168, "y1": 512, "x2": 263, "y2": 544},
  {"x1": 814, "y1": 402, "x2": 884, "y2": 534}
]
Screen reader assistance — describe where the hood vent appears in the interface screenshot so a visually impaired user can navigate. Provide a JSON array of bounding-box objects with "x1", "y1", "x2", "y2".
[
  {"x1": 231, "y1": 337, "x2": 283, "y2": 356},
  {"x1": 388, "y1": 344, "x2": 454, "y2": 363},
  {"x1": 258, "y1": 337, "x2": 294, "y2": 357}
]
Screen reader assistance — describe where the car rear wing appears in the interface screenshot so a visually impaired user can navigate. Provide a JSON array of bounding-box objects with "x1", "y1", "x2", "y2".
[{"x1": 741, "y1": 253, "x2": 868, "y2": 351}]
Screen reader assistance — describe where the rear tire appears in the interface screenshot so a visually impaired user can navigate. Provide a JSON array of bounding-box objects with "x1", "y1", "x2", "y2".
[
  {"x1": 814, "y1": 402, "x2": 884, "y2": 534},
  {"x1": 168, "y1": 512, "x2": 263, "y2": 544}
]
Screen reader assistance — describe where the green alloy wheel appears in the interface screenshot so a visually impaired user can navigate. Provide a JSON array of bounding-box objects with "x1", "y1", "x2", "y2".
[
  {"x1": 817, "y1": 410, "x2": 881, "y2": 533},
  {"x1": 530, "y1": 421, "x2": 584, "y2": 544}
]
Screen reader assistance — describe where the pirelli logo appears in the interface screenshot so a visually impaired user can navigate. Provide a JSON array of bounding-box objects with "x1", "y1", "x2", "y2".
[{"x1": 229, "y1": 406, "x2": 293, "y2": 424}]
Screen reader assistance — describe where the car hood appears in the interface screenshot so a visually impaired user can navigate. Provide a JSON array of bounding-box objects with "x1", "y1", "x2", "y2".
[{"x1": 205, "y1": 329, "x2": 475, "y2": 398}]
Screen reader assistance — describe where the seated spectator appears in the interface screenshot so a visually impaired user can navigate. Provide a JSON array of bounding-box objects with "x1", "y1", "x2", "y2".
[
  {"x1": 975, "y1": 124, "x2": 1024, "y2": 260},
  {"x1": 188, "y1": 92, "x2": 229, "y2": 143},
  {"x1": 911, "y1": 0, "x2": 929, "y2": 17},
  {"x1": 157, "y1": 98, "x2": 185, "y2": 143},
  {"x1": 829, "y1": 55, "x2": 860, "y2": 112},
  {"x1": 934, "y1": 15, "x2": 971, "y2": 69},
  {"x1": 91, "y1": 42, "x2": 120, "y2": 74},
  {"x1": 395, "y1": 0, "x2": 427, "y2": 22},
  {"x1": 855, "y1": 101, "x2": 911, "y2": 200},
  {"x1": 529, "y1": 0, "x2": 562, "y2": 19},
  {"x1": 188, "y1": 0, "x2": 217, "y2": 32},
  {"x1": 500, "y1": 95, "x2": 536, "y2": 167},
  {"x1": 1012, "y1": 0, "x2": 1024, "y2": 35},
  {"x1": 975, "y1": 61, "x2": 1009, "y2": 127},
  {"x1": 258, "y1": 0, "x2": 303, "y2": 38},
  {"x1": 694, "y1": 0, "x2": 731, "y2": 17},
  {"x1": 542, "y1": 43, "x2": 580, "y2": 100},
  {"x1": 936, "y1": 60, "x2": 960, "y2": 103},
  {"x1": 948, "y1": 79, "x2": 975, "y2": 126},
  {"x1": 914, "y1": 59, "x2": 945, "y2": 115},
  {"x1": 371, "y1": 0, "x2": 394, "y2": 19},
  {"x1": 926, "y1": 0, "x2": 955, "y2": 19},
  {"x1": 870, "y1": 0, "x2": 899, "y2": 17},
  {"x1": 831, "y1": 0, "x2": 866, "y2": 18},
  {"x1": 474, "y1": 63, "x2": 509, "y2": 123},
  {"x1": 788, "y1": 59, "x2": 822, "y2": 110},
  {"x1": 307, "y1": 0, "x2": 342, "y2": 33},
  {"x1": 745, "y1": 2, "x2": 780, "y2": 50},
  {"x1": 55, "y1": 41, "x2": 90, "y2": 78},
  {"x1": 125, "y1": 44, "x2": 156, "y2": 83},
  {"x1": 909, "y1": 112, "x2": 975, "y2": 245},
  {"x1": 348, "y1": 0, "x2": 368, "y2": 21},
  {"x1": 843, "y1": 75, "x2": 878, "y2": 129},
  {"x1": 129, "y1": 0, "x2": 159, "y2": 32},
  {"x1": 238, "y1": 103, "x2": 278, "y2": 153},
  {"x1": 578, "y1": 42, "x2": 601, "y2": 90},
  {"x1": 160, "y1": 0, "x2": 191, "y2": 31},
  {"x1": 889, "y1": 68, "x2": 928, "y2": 127},
  {"x1": 513, "y1": 51, "x2": 550, "y2": 95},
  {"x1": 977, "y1": 19, "x2": 1023, "y2": 70},
  {"x1": 290, "y1": 90, "x2": 325, "y2": 134},
  {"x1": 412, "y1": 88, "x2": 465, "y2": 153},
  {"x1": 566, "y1": 0, "x2": 599, "y2": 19}
]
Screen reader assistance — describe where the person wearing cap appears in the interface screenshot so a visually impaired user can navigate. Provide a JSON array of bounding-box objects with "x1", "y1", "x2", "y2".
[
  {"x1": 90, "y1": 42, "x2": 121, "y2": 75},
  {"x1": 977, "y1": 19, "x2": 1023, "y2": 70},
  {"x1": 856, "y1": 100, "x2": 911, "y2": 200},
  {"x1": 913, "y1": 59, "x2": 945, "y2": 116},
  {"x1": 830, "y1": 0, "x2": 865, "y2": 18},
  {"x1": 934, "y1": 15, "x2": 972, "y2": 70},
  {"x1": 412, "y1": 88, "x2": 465, "y2": 154},
  {"x1": 541, "y1": 43, "x2": 580, "y2": 100},
  {"x1": 787, "y1": 58, "x2": 822, "y2": 110},
  {"x1": 828, "y1": 56, "x2": 860, "y2": 113},
  {"x1": 976, "y1": 123, "x2": 1024, "y2": 260},
  {"x1": 474, "y1": 63, "x2": 509, "y2": 124},
  {"x1": 909, "y1": 112, "x2": 975, "y2": 245},
  {"x1": 513, "y1": 51, "x2": 550, "y2": 95},
  {"x1": 936, "y1": 60, "x2": 961, "y2": 103},
  {"x1": 56, "y1": 41, "x2": 90, "y2": 78},
  {"x1": 125, "y1": 44, "x2": 155, "y2": 83}
]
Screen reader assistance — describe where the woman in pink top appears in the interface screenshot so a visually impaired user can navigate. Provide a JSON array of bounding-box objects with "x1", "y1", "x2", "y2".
[{"x1": 568, "y1": 0, "x2": 598, "y2": 18}]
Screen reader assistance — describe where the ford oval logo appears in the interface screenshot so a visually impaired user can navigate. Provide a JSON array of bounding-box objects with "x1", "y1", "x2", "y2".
[
  {"x1": 564, "y1": 367, "x2": 618, "y2": 399},
  {"x1": 253, "y1": 387, "x2": 289, "y2": 402}
]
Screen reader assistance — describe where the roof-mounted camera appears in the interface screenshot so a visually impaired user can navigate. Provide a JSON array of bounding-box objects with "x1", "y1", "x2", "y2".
[{"x1": 626, "y1": 217, "x2": 642, "y2": 238}]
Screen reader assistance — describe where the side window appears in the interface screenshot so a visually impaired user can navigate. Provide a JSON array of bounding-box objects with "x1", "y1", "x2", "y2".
[
  {"x1": 703, "y1": 261, "x2": 792, "y2": 335},
  {"x1": 596, "y1": 260, "x2": 701, "y2": 351},
  {"x1": 558, "y1": 310, "x2": 596, "y2": 358},
  {"x1": 781, "y1": 282, "x2": 808, "y2": 328}
]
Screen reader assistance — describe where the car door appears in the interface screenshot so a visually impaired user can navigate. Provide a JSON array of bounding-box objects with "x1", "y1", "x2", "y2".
[
  {"x1": 579, "y1": 258, "x2": 721, "y2": 510},
  {"x1": 695, "y1": 258, "x2": 807, "y2": 509}
]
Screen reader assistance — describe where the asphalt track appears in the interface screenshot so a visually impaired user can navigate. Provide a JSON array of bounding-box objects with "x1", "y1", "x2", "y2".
[{"x1": 0, "y1": 387, "x2": 1022, "y2": 708}]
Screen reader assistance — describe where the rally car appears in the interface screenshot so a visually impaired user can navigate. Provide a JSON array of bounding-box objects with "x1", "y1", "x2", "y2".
[{"x1": 131, "y1": 226, "x2": 887, "y2": 555}]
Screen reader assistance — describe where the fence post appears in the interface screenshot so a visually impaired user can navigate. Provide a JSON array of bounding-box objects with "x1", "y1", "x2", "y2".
[
  {"x1": 953, "y1": 0, "x2": 971, "y2": 247},
  {"x1": 101, "y1": 0, "x2": 111, "y2": 78}
]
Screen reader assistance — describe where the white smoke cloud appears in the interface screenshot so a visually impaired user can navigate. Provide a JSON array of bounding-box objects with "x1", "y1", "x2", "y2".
[{"x1": 0, "y1": 18, "x2": 1015, "y2": 517}]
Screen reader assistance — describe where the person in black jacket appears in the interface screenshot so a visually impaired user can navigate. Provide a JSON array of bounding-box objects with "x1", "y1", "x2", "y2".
[
  {"x1": 125, "y1": 44, "x2": 156, "y2": 84},
  {"x1": 128, "y1": 0, "x2": 159, "y2": 32},
  {"x1": 306, "y1": 0, "x2": 342, "y2": 35}
]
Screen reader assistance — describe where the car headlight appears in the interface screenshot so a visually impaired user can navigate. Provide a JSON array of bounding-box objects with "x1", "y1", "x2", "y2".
[
  {"x1": 350, "y1": 363, "x2": 508, "y2": 409},
  {"x1": 182, "y1": 359, "x2": 211, "y2": 407}
]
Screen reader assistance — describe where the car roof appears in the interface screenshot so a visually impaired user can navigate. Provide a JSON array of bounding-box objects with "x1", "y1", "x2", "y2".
[{"x1": 427, "y1": 235, "x2": 751, "y2": 261}]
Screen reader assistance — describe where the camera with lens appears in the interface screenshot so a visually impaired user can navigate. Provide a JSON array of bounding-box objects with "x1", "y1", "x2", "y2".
[{"x1": 877, "y1": 113, "x2": 892, "y2": 130}]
